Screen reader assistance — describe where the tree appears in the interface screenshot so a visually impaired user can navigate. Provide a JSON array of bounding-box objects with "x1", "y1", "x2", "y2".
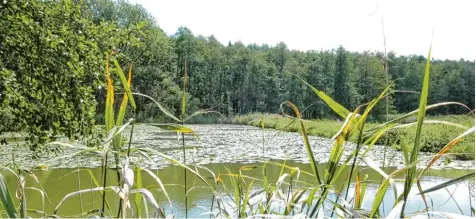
[
  {"x1": 0, "y1": 0, "x2": 104, "y2": 151},
  {"x1": 333, "y1": 46, "x2": 352, "y2": 109},
  {"x1": 1, "y1": 0, "x2": 473, "y2": 152}
]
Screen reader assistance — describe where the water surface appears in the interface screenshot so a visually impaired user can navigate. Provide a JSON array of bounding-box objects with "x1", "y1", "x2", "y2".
[
  {"x1": 1, "y1": 124, "x2": 474, "y2": 217},
  {"x1": 2, "y1": 161, "x2": 474, "y2": 218}
]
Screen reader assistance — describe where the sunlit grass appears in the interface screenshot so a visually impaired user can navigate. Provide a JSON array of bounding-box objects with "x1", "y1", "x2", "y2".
[{"x1": 228, "y1": 113, "x2": 474, "y2": 160}]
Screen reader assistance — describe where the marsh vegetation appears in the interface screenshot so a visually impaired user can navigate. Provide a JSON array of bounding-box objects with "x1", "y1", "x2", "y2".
[{"x1": 0, "y1": 0, "x2": 475, "y2": 218}]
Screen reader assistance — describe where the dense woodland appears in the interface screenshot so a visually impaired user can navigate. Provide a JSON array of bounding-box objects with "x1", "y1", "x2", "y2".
[{"x1": 1, "y1": 0, "x2": 474, "y2": 148}]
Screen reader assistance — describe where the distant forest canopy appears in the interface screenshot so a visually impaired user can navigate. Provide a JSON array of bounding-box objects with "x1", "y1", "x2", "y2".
[{"x1": 0, "y1": 0, "x2": 474, "y2": 146}]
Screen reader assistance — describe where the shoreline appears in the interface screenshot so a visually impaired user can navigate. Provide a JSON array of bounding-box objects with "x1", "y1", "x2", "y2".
[{"x1": 1, "y1": 124, "x2": 473, "y2": 172}]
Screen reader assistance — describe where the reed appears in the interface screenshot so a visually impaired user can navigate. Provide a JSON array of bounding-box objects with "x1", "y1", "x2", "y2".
[{"x1": 0, "y1": 45, "x2": 473, "y2": 219}]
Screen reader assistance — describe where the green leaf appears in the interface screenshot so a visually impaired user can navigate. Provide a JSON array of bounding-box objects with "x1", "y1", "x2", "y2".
[
  {"x1": 365, "y1": 102, "x2": 470, "y2": 136},
  {"x1": 402, "y1": 44, "x2": 432, "y2": 217},
  {"x1": 0, "y1": 173, "x2": 18, "y2": 218},
  {"x1": 116, "y1": 64, "x2": 133, "y2": 127},
  {"x1": 183, "y1": 110, "x2": 222, "y2": 122},
  {"x1": 281, "y1": 101, "x2": 321, "y2": 185},
  {"x1": 294, "y1": 74, "x2": 350, "y2": 119},
  {"x1": 421, "y1": 126, "x2": 475, "y2": 174},
  {"x1": 55, "y1": 187, "x2": 121, "y2": 215},
  {"x1": 105, "y1": 54, "x2": 115, "y2": 133},
  {"x1": 112, "y1": 58, "x2": 136, "y2": 110},
  {"x1": 240, "y1": 180, "x2": 254, "y2": 217},
  {"x1": 418, "y1": 173, "x2": 474, "y2": 195},
  {"x1": 142, "y1": 169, "x2": 172, "y2": 207},
  {"x1": 134, "y1": 166, "x2": 143, "y2": 218},
  {"x1": 150, "y1": 123, "x2": 199, "y2": 139},
  {"x1": 359, "y1": 174, "x2": 368, "y2": 209},
  {"x1": 386, "y1": 200, "x2": 405, "y2": 219},
  {"x1": 132, "y1": 93, "x2": 181, "y2": 122},
  {"x1": 369, "y1": 178, "x2": 390, "y2": 218}
]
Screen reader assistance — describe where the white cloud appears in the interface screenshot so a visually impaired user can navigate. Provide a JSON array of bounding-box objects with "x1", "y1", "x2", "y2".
[{"x1": 130, "y1": 0, "x2": 475, "y2": 60}]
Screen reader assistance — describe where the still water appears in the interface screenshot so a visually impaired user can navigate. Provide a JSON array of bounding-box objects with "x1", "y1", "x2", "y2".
[
  {"x1": 2, "y1": 161, "x2": 474, "y2": 218},
  {"x1": 1, "y1": 124, "x2": 474, "y2": 217}
]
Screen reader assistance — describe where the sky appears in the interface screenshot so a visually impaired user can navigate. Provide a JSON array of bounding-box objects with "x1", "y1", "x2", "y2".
[{"x1": 130, "y1": 0, "x2": 475, "y2": 61}]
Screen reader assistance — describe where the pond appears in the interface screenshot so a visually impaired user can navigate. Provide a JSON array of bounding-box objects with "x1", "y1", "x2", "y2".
[
  {"x1": 2, "y1": 161, "x2": 474, "y2": 218},
  {"x1": 1, "y1": 124, "x2": 474, "y2": 217}
]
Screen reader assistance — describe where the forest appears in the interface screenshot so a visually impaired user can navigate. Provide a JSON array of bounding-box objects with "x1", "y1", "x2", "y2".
[
  {"x1": 1, "y1": 0, "x2": 474, "y2": 147},
  {"x1": 0, "y1": 1, "x2": 475, "y2": 218}
]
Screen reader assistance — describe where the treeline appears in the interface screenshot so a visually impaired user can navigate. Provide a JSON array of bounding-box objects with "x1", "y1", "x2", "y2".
[{"x1": 1, "y1": 0, "x2": 474, "y2": 147}]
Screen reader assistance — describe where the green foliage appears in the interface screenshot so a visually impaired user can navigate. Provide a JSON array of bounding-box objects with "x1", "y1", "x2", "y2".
[
  {"x1": 0, "y1": 0, "x2": 473, "y2": 163},
  {"x1": 1, "y1": 0, "x2": 474, "y2": 153},
  {"x1": 1, "y1": 41, "x2": 473, "y2": 218},
  {"x1": 378, "y1": 115, "x2": 475, "y2": 159},
  {"x1": 0, "y1": 0, "x2": 104, "y2": 151}
]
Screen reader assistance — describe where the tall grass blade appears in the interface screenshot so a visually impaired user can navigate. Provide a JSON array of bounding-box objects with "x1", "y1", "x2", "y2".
[
  {"x1": 401, "y1": 45, "x2": 432, "y2": 217},
  {"x1": 184, "y1": 109, "x2": 221, "y2": 122},
  {"x1": 286, "y1": 189, "x2": 306, "y2": 215},
  {"x1": 359, "y1": 174, "x2": 368, "y2": 208},
  {"x1": 305, "y1": 187, "x2": 318, "y2": 215},
  {"x1": 240, "y1": 180, "x2": 254, "y2": 217},
  {"x1": 130, "y1": 189, "x2": 160, "y2": 214},
  {"x1": 113, "y1": 59, "x2": 136, "y2": 110},
  {"x1": 142, "y1": 169, "x2": 172, "y2": 207},
  {"x1": 25, "y1": 187, "x2": 46, "y2": 216},
  {"x1": 361, "y1": 157, "x2": 399, "y2": 202},
  {"x1": 181, "y1": 59, "x2": 189, "y2": 218},
  {"x1": 354, "y1": 174, "x2": 361, "y2": 208},
  {"x1": 418, "y1": 173, "x2": 475, "y2": 195},
  {"x1": 446, "y1": 188, "x2": 465, "y2": 215},
  {"x1": 134, "y1": 166, "x2": 143, "y2": 218},
  {"x1": 137, "y1": 148, "x2": 217, "y2": 193},
  {"x1": 105, "y1": 52, "x2": 115, "y2": 133},
  {"x1": 421, "y1": 126, "x2": 475, "y2": 174},
  {"x1": 386, "y1": 200, "x2": 405, "y2": 219},
  {"x1": 369, "y1": 178, "x2": 390, "y2": 218},
  {"x1": 0, "y1": 173, "x2": 18, "y2": 218},
  {"x1": 55, "y1": 186, "x2": 121, "y2": 214},
  {"x1": 150, "y1": 124, "x2": 199, "y2": 139},
  {"x1": 311, "y1": 107, "x2": 360, "y2": 218},
  {"x1": 343, "y1": 86, "x2": 391, "y2": 210},
  {"x1": 293, "y1": 74, "x2": 350, "y2": 119},
  {"x1": 393, "y1": 120, "x2": 469, "y2": 130},
  {"x1": 365, "y1": 101, "x2": 471, "y2": 136},
  {"x1": 281, "y1": 101, "x2": 321, "y2": 185},
  {"x1": 361, "y1": 124, "x2": 396, "y2": 157},
  {"x1": 17, "y1": 175, "x2": 26, "y2": 218},
  {"x1": 132, "y1": 93, "x2": 181, "y2": 122},
  {"x1": 116, "y1": 64, "x2": 133, "y2": 127},
  {"x1": 112, "y1": 63, "x2": 135, "y2": 217},
  {"x1": 416, "y1": 180, "x2": 430, "y2": 217}
]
